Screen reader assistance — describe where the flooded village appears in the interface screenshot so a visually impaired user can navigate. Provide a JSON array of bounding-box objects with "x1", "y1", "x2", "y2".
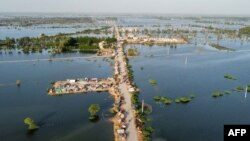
[
  {"x1": 48, "y1": 78, "x2": 114, "y2": 95},
  {"x1": 1, "y1": 12, "x2": 250, "y2": 141},
  {"x1": 46, "y1": 24, "x2": 185, "y2": 141},
  {"x1": 123, "y1": 34, "x2": 187, "y2": 44}
]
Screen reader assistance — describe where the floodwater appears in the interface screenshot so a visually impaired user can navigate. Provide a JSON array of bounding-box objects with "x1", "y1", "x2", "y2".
[
  {"x1": 1, "y1": 15, "x2": 250, "y2": 141},
  {"x1": 0, "y1": 51, "x2": 114, "y2": 141},
  {"x1": 126, "y1": 41, "x2": 250, "y2": 141},
  {"x1": 0, "y1": 26, "x2": 87, "y2": 40}
]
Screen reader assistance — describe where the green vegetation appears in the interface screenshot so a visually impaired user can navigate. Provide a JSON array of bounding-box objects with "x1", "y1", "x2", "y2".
[
  {"x1": 131, "y1": 92, "x2": 139, "y2": 105},
  {"x1": 88, "y1": 104, "x2": 100, "y2": 120},
  {"x1": 148, "y1": 79, "x2": 157, "y2": 86},
  {"x1": 128, "y1": 77, "x2": 154, "y2": 141},
  {"x1": 0, "y1": 17, "x2": 94, "y2": 27},
  {"x1": 127, "y1": 48, "x2": 138, "y2": 56},
  {"x1": 24, "y1": 117, "x2": 39, "y2": 130},
  {"x1": 125, "y1": 52, "x2": 135, "y2": 82},
  {"x1": 175, "y1": 96, "x2": 193, "y2": 103},
  {"x1": 143, "y1": 105, "x2": 153, "y2": 115},
  {"x1": 224, "y1": 74, "x2": 237, "y2": 80},
  {"x1": 0, "y1": 35, "x2": 116, "y2": 54},
  {"x1": 125, "y1": 46, "x2": 155, "y2": 141},
  {"x1": 210, "y1": 44, "x2": 235, "y2": 51},
  {"x1": 153, "y1": 96, "x2": 172, "y2": 105},
  {"x1": 233, "y1": 86, "x2": 244, "y2": 92},
  {"x1": 153, "y1": 96, "x2": 161, "y2": 101},
  {"x1": 248, "y1": 84, "x2": 250, "y2": 92},
  {"x1": 142, "y1": 126, "x2": 155, "y2": 141},
  {"x1": 128, "y1": 65, "x2": 134, "y2": 81},
  {"x1": 126, "y1": 58, "x2": 134, "y2": 82},
  {"x1": 239, "y1": 26, "x2": 250, "y2": 37},
  {"x1": 211, "y1": 91, "x2": 224, "y2": 97},
  {"x1": 212, "y1": 85, "x2": 245, "y2": 98},
  {"x1": 161, "y1": 29, "x2": 194, "y2": 35},
  {"x1": 80, "y1": 27, "x2": 110, "y2": 34},
  {"x1": 0, "y1": 37, "x2": 15, "y2": 47},
  {"x1": 57, "y1": 37, "x2": 100, "y2": 53},
  {"x1": 154, "y1": 94, "x2": 195, "y2": 104},
  {"x1": 136, "y1": 104, "x2": 154, "y2": 141},
  {"x1": 161, "y1": 96, "x2": 172, "y2": 104},
  {"x1": 132, "y1": 93, "x2": 154, "y2": 141}
]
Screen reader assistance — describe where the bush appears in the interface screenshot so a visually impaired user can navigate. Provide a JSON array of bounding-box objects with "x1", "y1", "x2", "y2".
[
  {"x1": 211, "y1": 92, "x2": 223, "y2": 97},
  {"x1": 224, "y1": 74, "x2": 237, "y2": 80},
  {"x1": 131, "y1": 93, "x2": 139, "y2": 105},
  {"x1": 88, "y1": 104, "x2": 100, "y2": 118},
  {"x1": 24, "y1": 117, "x2": 39, "y2": 130},
  {"x1": 175, "y1": 96, "x2": 192, "y2": 103},
  {"x1": 142, "y1": 126, "x2": 154, "y2": 141},
  {"x1": 234, "y1": 86, "x2": 244, "y2": 92},
  {"x1": 210, "y1": 44, "x2": 235, "y2": 51},
  {"x1": 148, "y1": 79, "x2": 157, "y2": 85},
  {"x1": 127, "y1": 48, "x2": 138, "y2": 56},
  {"x1": 153, "y1": 96, "x2": 161, "y2": 101},
  {"x1": 153, "y1": 96, "x2": 172, "y2": 105}
]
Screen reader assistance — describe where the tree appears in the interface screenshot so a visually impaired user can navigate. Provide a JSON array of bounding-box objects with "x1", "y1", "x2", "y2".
[
  {"x1": 88, "y1": 104, "x2": 100, "y2": 117},
  {"x1": 18, "y1": 37, "x2": 31, "y2": 46},
  {"x1": 105, "y1": 37, "x2": 117, "y2": 44},
  {"x1": 4, "y1": 37, "x2": 15, "y2": 47},
  {"x1": 239, "y1": 26, "x2": 250, "y2": 37},
  {"x1": 64, "y1": 37, "x2": 77, "y2": 46},
  {"x1": 24, "y1": 117, "x2": 34, "y2": 125},
  {"x1": 24, "y1": 117, "x2": 39, "y2": 130}
]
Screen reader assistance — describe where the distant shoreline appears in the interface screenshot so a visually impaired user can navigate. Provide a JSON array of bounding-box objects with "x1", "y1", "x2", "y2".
[{"x1": 0, "y1": 12, "x2": 250, "y2": 17}]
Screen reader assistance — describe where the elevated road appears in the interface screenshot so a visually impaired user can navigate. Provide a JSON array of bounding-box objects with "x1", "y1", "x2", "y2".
[{"x1": 114, "y1": 25, "x2": 139, "y2": 141}]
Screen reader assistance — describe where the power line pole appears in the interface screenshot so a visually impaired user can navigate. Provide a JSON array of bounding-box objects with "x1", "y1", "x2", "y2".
[{"x1": 141, "y1": 99, "x2": 144, "y2": 113}]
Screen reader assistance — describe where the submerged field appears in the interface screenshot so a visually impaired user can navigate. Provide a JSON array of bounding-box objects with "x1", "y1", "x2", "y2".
[
  {"x1": 126, "y1": 42, "x2": 250, "y2": 141},
  {"x1": 0, "y1": 51, "x2": 114, "y2": 141}
]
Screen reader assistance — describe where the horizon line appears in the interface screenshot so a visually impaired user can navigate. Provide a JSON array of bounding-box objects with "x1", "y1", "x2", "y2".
[{"x1": 0, "y1": 12, "x2": 250, "y2": 17}]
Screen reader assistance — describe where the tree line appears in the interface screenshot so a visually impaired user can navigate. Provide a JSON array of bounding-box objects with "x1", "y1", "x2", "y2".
[{"x1": 0, "y1": 35, "x2": 116, "y2": 54}]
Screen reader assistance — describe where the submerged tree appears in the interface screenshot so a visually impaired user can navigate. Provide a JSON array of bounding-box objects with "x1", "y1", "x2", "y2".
[
  {"x1": 148, "y1": 79, "x2": 157, "y2": 86},
  {"x1": 88, "y1": 104, "x2": 100, "y2": 120},
  {"x1": 24, "y1": 117, "x2": 39, "y2": 130},
  {"x1": 16, "y1": 80, "x2": 21, "y2": 87}
]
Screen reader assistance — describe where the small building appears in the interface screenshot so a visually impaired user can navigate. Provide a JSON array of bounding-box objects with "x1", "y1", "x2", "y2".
[
  {"x1": 128, "y1": 87, "x2": 135, "y2": 92},
  {"x1": 67, "y1": 79, "x2": 76, "y2": 83},
  {"x1": 99, "y1": 41, "x2": 107, "y2": 49},
  {"x1": 117, "y1": 129, "x2": 125, "y2": 134}
]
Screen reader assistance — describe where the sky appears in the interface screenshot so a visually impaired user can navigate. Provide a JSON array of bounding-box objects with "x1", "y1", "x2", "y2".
[{"x1": 0, "y1": 0, "x2": 249, "y2": 15}]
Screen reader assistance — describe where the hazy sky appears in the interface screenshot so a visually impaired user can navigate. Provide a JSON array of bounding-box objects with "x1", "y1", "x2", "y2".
[{"x1": 0, "y1": 0, "x2": 249, "y2": 15}]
